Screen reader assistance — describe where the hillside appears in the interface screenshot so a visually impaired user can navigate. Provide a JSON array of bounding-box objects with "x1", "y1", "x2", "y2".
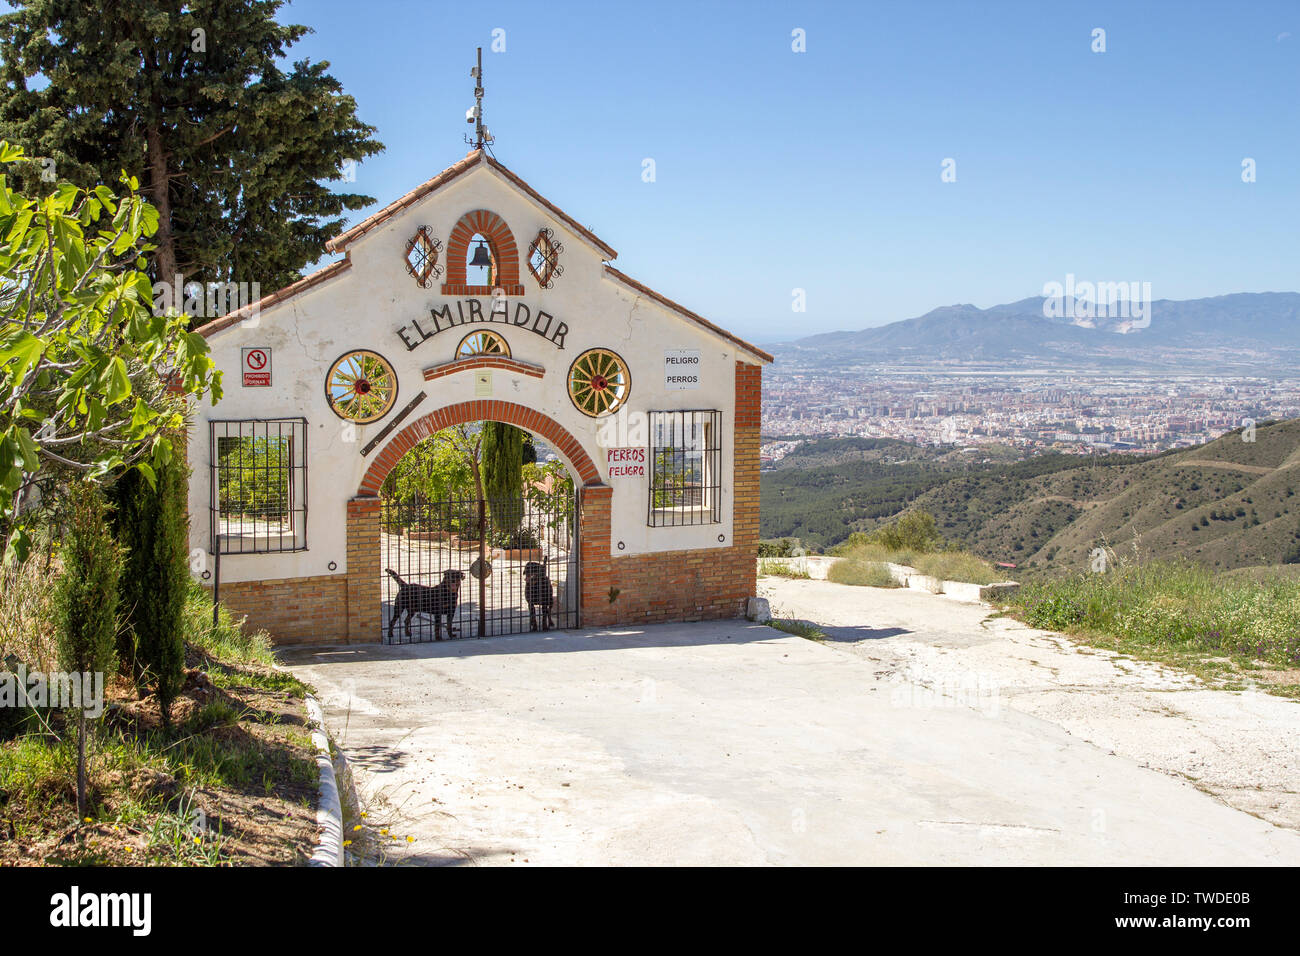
[
  {"x1": 761, "y1": 419, "x2": 1300, "y2": 572},
  {"x1": 952, "y1": 419, "x2": 1300, "y2": 571},
  {"x1": 761, "y1": 443, "x2": 1133, "y2": 550}
]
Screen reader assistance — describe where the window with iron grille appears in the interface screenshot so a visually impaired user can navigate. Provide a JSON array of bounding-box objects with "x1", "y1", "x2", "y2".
[
  {"x1": 648, "y1": 410, "x2": 722, "y2": 526},
  {"x1": 209, "y1": 419, "x2": 308, "y2": 553}
]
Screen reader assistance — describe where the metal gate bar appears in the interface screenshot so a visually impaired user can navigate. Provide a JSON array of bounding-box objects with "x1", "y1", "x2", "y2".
[{"x1": 380, "y1": 492, "x2": 578, "y2": 644}]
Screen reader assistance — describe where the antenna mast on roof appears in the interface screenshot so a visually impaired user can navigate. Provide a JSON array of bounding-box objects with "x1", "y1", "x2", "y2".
[{"x1": 465, "y1": 46, "x2": 494, "y2": 152}]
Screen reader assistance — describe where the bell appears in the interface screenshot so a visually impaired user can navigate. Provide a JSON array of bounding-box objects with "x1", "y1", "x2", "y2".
[{"x1": 469, "y1": 240, "x2": 492, "y2": 268}]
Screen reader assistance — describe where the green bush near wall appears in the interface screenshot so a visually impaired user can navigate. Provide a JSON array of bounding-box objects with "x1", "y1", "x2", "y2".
[{"x1": 111, "y1": 437, "x2": 188, "y2": 728}]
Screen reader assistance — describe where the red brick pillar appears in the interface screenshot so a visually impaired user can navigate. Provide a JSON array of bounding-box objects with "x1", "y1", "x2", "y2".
[
  {"x1": 578, "y1": 483, "x2": 613, "y2": 627},
  {"x1": 733, "y1": 361, "x2": 763, "y2": 600},
  {"x1": 346, "y1": 496, "x2": 382, "y2": 641}
]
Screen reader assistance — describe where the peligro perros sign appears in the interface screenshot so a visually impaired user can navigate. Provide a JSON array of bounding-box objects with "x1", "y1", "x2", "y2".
[{"x1": 664, "y1": 348, "x2": 701, "y2": 389}]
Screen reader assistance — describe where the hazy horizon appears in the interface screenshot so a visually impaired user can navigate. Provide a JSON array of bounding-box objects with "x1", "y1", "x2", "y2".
[{"x1": 760, "y1": 288, "x2": 1300, "y2": 345}]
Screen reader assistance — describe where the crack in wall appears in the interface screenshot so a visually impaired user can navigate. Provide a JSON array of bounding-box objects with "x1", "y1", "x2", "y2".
[
  {"x1": 622, "y1": 291, "x2": 642, "y2": 345},
  {"x1": 290, "y1": 300, "x2": 330, "y2": 367}
]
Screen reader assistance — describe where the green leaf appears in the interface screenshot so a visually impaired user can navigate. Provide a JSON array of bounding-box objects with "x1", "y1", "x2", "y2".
[
  {"x1": 53, "y1": 182, "x2": 79, "y2": 209},
  {"x1": 134, "y1": 461, "x2": 157, "y2": 490},
  {"x1": 129, "y1": 397, "x2": 155, "y2": 432},
  {"x1": 13, "y1": 426, "x2": 39, "y2": 471},
  {"x1": 152, "y1": 434, "x2": 172, "y2": 467},
  {"x1": 0, "y1": 330, "x2": 45, "y2": 381},
  {"x1": 93, "y1": 184, "x2": 117, "y2": 215},
  {"x1": 3, "y1": 526, "x2": 32, "y2": 566},
  {"x1": 105, "y1": 356, "x2": 132, "y2": 404}
]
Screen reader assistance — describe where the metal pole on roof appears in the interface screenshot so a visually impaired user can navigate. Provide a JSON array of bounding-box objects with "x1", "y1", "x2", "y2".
[{"x1": 472, "y1": 47, "x2": 486, "y2": 149}]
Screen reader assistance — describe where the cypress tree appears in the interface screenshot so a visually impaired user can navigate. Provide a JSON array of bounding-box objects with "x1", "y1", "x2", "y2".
[
  {"x1": 53, "y1": 482, "x2": 122, "y2": 817},
  {"x1": 0, "y1": 0, "x2": 382, "y2": 296},
  {"x1": 483, "y1": 422, "x2": 525, "y2": 536},
  {"x1": 111, "y1": 439, "x2": 188, "y2": 729}
]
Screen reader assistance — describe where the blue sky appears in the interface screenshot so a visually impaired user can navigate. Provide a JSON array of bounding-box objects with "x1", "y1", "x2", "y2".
[{"x1": 291, "y1": 0, "x2": 1299, "y2": 343}]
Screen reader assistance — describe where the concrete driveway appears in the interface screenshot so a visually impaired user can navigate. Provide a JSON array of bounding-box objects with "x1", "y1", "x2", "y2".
[{"x1": 280, "y1": 621, "x2": 1300, "y2": 866}]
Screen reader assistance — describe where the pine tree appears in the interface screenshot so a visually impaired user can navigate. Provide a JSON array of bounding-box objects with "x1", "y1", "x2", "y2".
[
  {"x1": 0, "y1": 0, "x2": 382, "y2": 299},
  {"x1": 111, "y1": 436, "x2": 188, "y2": 728}
]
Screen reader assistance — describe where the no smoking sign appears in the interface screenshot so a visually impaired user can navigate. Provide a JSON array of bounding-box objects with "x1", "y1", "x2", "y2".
[{"x1": 242, "y1": 347, "x2": 271, "y2": 387}]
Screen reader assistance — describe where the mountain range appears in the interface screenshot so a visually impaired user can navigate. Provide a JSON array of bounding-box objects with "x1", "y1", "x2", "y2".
[{"x1": 777, "y1": 292, "x2": 1300, "y2": 371}]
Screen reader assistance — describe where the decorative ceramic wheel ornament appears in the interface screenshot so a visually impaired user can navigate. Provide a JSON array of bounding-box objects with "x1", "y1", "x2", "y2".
[
  {"x1": 456, "y1": 329, "x2": 511, "y2": 358},
  {"x1": 568, "y1": 347, "x2": 630, "y2": 417},
  {"x1": 325, "y1": 349, "x2": 398, "y2": 423}
]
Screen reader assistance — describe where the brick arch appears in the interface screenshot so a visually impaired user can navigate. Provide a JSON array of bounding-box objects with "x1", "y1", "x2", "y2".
[
  {"x1": 358, "y1": 399, "x2": 601, "y2": 496},
  {"x1": 441, "y1": 209, "x2": 526, "y2": 296}
]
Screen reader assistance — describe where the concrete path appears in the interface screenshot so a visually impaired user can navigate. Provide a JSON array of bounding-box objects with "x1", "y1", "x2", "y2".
[
  {"x1": 280, "y1": 607, "x2": 1300, "y2": 865},
  {"x1": 762, "y1": 576, "x2": 1300, "y2": 834}
]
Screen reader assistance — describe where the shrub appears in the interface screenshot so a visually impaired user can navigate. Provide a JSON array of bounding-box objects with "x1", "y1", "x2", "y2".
[
  {"x1": 861, "y1": 510, "x2": 944, "y2": 553},
  {"x1": 54, "y1": 484, "x2": 122, "y2": 678},
  {"x1": 111, "y1": 436, "x2": 188, "y2": 728},
  {"x1": 828, "y1": 557, "x2": 900, "y2": 588},
  {"x1": 494, "y1": 527, "x2": 540, "y2": 550},
  {"x1": 758, "y1": 538, "x2": 800, "y2": 558}
]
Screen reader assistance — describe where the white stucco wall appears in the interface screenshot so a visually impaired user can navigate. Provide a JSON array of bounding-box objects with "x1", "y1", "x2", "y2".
[{"x1": 187, "y1": 158, "x2": 762, "y2": 585}]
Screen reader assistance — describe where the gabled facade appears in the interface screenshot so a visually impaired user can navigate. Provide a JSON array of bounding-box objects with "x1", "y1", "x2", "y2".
[{"x1": 188, "y1": 149, "x2": 770, "y2": 643}]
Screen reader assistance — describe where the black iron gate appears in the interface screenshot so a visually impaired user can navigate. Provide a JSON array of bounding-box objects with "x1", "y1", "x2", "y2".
[{"x1": 380, "y1": 493, "x2": 578, "y2": 643}]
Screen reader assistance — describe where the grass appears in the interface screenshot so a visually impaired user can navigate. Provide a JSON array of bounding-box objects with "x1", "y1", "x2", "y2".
[
  {"x1": 823, "y1": 539, "x2": 1003, "y2": 588},
  {"x1": 766, "y1": 618, "x2": 827, "y2": 642},
  {"x1": 912, "y1": 552, "x2": 1004, "y2": 585},
  {"x1": 758, "y1": 557, "x2": 812, "y2": 579},
  {"x1": 0, "y1": 551, "x2": 58, "y2": 673},
  {"x1": 827, "y1": 541, "x2": 919, "y2": 567},
  {"x1": 1220, "y1": 564, "x2": 1300, "y2": 584},
  {"x1": 183, "y1": 587, "x2": 308, "y2": 696},
  {"x1": 1, "y1": 578, "x2": 317, "y2": 865},
  {"x1": 1006, "y1": 559, "x2": 1300, "y2": 696}
]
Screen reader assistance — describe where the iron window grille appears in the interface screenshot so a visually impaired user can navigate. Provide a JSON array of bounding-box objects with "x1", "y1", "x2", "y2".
[
  {"x1": 209, "y1": 418, "x2": 308, "y2": 554},
  {"x1": 648, "y1": 410, "x2": 722, "y2": 527}
]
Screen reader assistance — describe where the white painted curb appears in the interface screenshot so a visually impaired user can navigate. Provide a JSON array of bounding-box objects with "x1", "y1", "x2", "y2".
[{"x1": 305, "y1": 695, "x2": 344, "y2": 867}]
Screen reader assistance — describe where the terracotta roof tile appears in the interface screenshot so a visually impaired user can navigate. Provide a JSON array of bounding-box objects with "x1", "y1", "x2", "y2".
[
  {"x1": 323, "y1": 149, "x2": 618, "y2": 261},
  {"x1": 324, "y1": 150, "x2": 483, "y2": 253}
]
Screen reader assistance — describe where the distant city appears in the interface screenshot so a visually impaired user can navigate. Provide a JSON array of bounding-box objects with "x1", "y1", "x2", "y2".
[{"x1": 760, "y1": 364, "x2": 1300, "y2": 467}]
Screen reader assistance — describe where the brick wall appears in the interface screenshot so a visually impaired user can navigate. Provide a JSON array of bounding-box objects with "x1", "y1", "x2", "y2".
[
  {"x1": 582, "y1": 543, "x2": 757, "y2": 625},
  {"x1": 346, "y1": 496, "x2": 382, "y2": 640},
  {"x1": 213, "y1": 573, "x2": 349, "y2": 645}
]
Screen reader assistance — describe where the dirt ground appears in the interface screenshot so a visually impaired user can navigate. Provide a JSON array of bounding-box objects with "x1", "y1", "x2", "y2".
[{"x1": 0, "y1": 657, "x2": 318, "y2": 867}]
